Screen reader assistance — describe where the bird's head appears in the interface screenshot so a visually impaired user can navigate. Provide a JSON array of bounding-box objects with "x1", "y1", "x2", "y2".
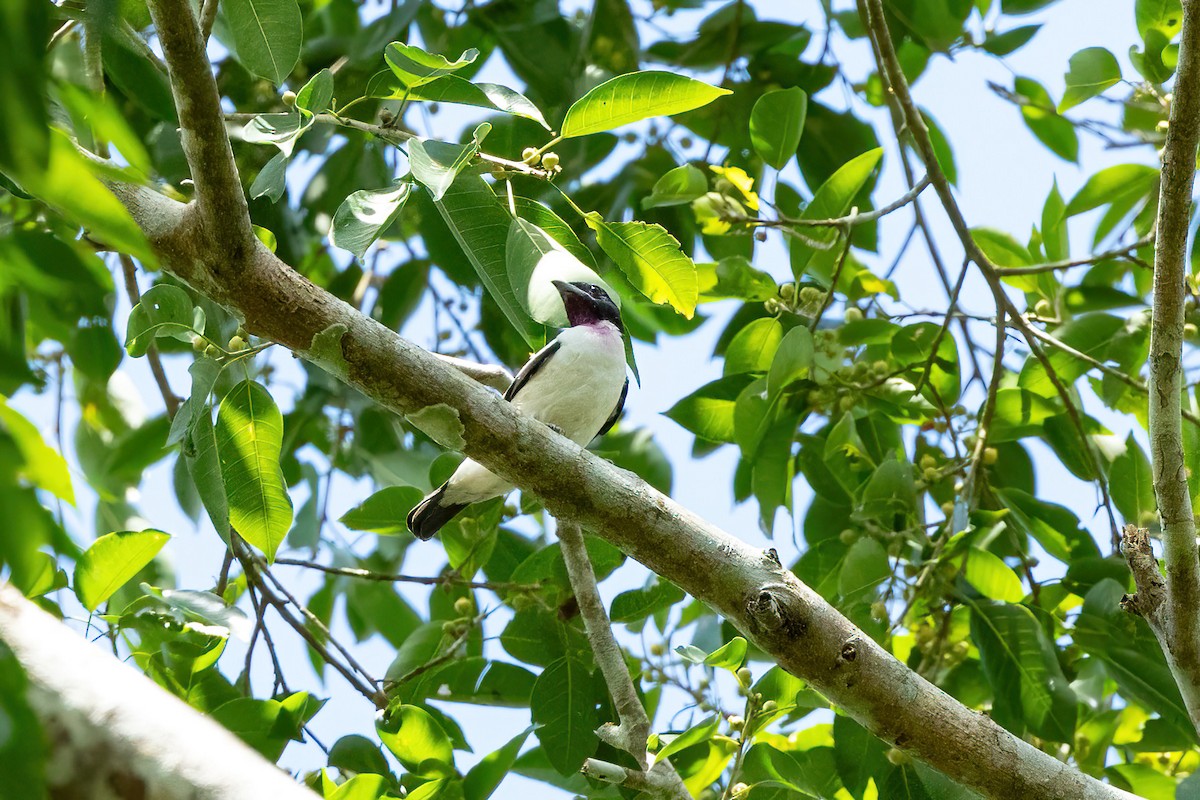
[{"x1": 552, "y1": 281, "x2": 623, "y2": 329}]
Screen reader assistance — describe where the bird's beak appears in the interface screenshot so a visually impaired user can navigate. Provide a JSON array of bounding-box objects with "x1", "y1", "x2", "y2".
[{"x1": 552, "y1": 280, "x2": 590, "y2": 301}]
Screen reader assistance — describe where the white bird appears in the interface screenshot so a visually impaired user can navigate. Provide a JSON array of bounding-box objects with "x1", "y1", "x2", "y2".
[{"x1": 407, "y1": 280, "x2": 629, "y2": 540}]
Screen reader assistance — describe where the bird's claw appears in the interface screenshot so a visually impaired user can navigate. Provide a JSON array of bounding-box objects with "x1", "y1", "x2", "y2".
[{"x1": 545, "y1": 422, "x2": 566, "y2": 436}]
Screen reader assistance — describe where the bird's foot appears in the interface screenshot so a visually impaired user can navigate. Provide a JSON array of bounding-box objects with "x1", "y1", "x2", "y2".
[{"x1": 545, "y1": 422, "x2": 566, "y2": 436}]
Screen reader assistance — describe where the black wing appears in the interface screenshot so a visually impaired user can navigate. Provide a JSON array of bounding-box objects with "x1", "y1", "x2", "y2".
[
  {"x1": 504, "y1": 340, "x2": 561, "y2": 401},
  {"x1": 597, "y1": 378, "x2": 629, "y2": 437}
]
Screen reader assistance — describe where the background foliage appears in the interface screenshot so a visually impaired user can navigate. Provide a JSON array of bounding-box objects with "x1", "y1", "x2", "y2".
[{"x1": 0, "y1": 0, "x2": 1193, "y2": 797}]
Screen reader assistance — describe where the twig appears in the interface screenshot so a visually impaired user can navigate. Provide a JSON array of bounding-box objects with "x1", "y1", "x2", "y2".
[
  {"x1": 557, "y1": 521, "x2": 689, "y2": 797},
  {"x1": 994, "y1": 234, "x2": 1154, "y2": 276},
  {"x1": 119, "y1": 255, "x2": 181, "y2": 417},
  {"x1": 199, "y1": 0, "x2": 219, "y2": 41},
  {"x1": 809, "y1": 229, "x2": 854, "y2": 331},
  {"x1": 232, "y1": 538, "x2": 385, "y2": 707},
  {"x1": 272, "y1": 558, "x2": 539, "y2": 592},
  {"x1": 746, "y1": 175, "x2": 932, "y2": 229}
]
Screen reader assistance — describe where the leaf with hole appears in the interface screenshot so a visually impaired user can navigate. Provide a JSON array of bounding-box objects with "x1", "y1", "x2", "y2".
[
  {"x1": 385, "y1": 42, "x2": 479, "y2": 88},
  {"x1": 331, "y1": 182, "x2": 411, "y2": 259}
]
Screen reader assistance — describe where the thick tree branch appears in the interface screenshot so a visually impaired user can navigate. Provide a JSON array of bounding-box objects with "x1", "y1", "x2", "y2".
[
  {"x1": 0, "y1": 584, "x2": 317, "y2": 799},
  {"x1": 93, "y1": 1, "x2": 1138, "y2": 795},
  {"x1": 1139, "y1": 0, "x2": 1200, "y2": 731},
  {"x1": 146, "y1": 0, "x2": 254, "y2": 252}
]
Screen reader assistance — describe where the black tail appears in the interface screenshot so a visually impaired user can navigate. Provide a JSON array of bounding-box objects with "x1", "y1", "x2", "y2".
[{"x1": 407, "y1": 483, "x2": 468, "y2": 540}]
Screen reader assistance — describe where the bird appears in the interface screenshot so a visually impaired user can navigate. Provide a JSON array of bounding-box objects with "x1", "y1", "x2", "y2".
[{"x1": 407, "y1": 280, "x2": 630, "y2": 540}]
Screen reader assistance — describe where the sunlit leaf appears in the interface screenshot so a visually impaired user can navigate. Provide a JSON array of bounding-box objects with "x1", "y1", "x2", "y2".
[
  {"x1": 561, "y1": 71, "x2": 730, "y2": 138},
  {"x1": 74, "y1": 529, "x2": 170, "y2": 611},
  {"x1": 215, "y1": 381, "x2": 293, "y2": 561}
]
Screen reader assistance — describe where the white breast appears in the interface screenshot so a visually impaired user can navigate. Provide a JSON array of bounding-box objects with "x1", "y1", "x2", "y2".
[
  {"x1": 441, "y1": 321, "x2": 627, "y2": 506},
  {"x1": 511, "y1": 321, "x2": 627, "y2": 444}
]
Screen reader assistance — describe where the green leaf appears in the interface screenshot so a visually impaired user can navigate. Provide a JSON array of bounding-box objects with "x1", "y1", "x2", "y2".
[
  {"x1": 644, "y1": 164, "x2": 709, "y2": 209},
  {"x1": 970, "y1": 601, "x2": 1077, "y2": 742},
  {"x1": 296, "y1": 68, "x2": 334, "y2": 115},
  {"x1": 511, "y1": 197, "x2": 597, "y2": 270},
  {"x1": 585, "y1": 213, "x2": 698, "y2": 318},
  {"x1": 223, "y1": 0, "x2": 302, "y2": 85},
  {"x1": 664, "y1": 374, "x2": 756, "y2": 443},
  {"x1": 464, "y1": 727, "x2": 533, "y2": 800},
  {"x1": 505, "y1": 218, "x2": 614, "y2": 327},
  {"x1": 1014, "y1": 77, "x2": 1078, "y2": 163},
  {"x1": 654, "y1": 715, "x2": 719, "y2": 763},
  {"x1": 330, "y1": 182, "x2": 412, "y2": 259},
  {"x1": 1059, "y1": 47, "x2": 1121, "y2": 112},
  {"x1": 531, "y1": 657, "x2": 598, "y2": 775},
  {"x1": 370, "y1": 73, "x2": 550, "y2": 130},
  {"x1": 327, "y1": 774, "x2": 392, "y2": 800},
  {"x1": 965, "y1": 547, "x2": 1025, "y2": 602},
  {"x1": 74, "y1": 529, "x2": 170, "y2": 612},
  {"x1": 241, "y1": 112, "x2": 307, "y2": 157},
  {"x1": 338, "y1": 486, "x2": 425, "y2": 535},
  {"x1": 1110, "y1": 434, "x2": 1156, "y2": 526},
  {"x1": 838, "y1": 537, "x2": 889, "y2": 600},
  {"x1": 704, "y1": 637, "x2": 747, "y2": 671},
  {"x1": 750, "y1": 87, "x2": 807, "y2": 169},
  {"x1": 0, "y1": 0, "x2": 48, "y2": 180},
  {"x1": 724, "y1": 318, "x2": 783, "y2": 376},
  {"x1": 248, "y1": 152, "x2": 288, "y2": 203},
  {"x1": 0, "y1": 396, "x2": 73, "y2": 504},
  {"x1": 433, "y1": 175, "x2": 542, "y2": 348},
  {"x1": 215, "y1": 381, "x2": 293, "y2": 561},
  {"x1": 125, "y1": 285, "x2": 196, "y2": 357},
  {"x1": 409, "y1": 124, "x2": 489, "y2": 202},
  {"x1": 1018, "y1": 313, "x2": 1125, "y2": 396},
  {"x1": 1064, "y1": 163, "x2": 1159, "y2": 216},
  {"x1": 186, "y1": 403, "x2": 229, "y2": 540},
  {"x1": 385, "y1": 43, "x2": 479, "y2": 88},
  {"x1": 56, "y1": 83, "x2": 153, "y2": 177},
  {"x1": 560, "y1": 71, "x2": 731, "y2": 138},
  {"x1": 790, "y1": 148, "x2": 883, "y2": 283},
  {"x1": 376, "y1": 704, "x2": 455, "y2": 776},
  {"x1": 767, "y1": 326, "x2": 814, "y2": 399},
  {"x1": 980, "y1": 25, "x2": 1041, "y2": 56}
]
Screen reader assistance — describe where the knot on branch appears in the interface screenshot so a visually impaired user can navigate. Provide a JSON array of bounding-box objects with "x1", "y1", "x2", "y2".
[
  {"x1": 745, "y1": 583, "x2": 806, "y2": 639},
  {"x1": 1120, "y1": 524, "x2": 1166, "y2": 620}
]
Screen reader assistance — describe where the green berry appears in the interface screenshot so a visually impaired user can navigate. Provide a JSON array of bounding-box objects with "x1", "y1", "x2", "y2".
[
  {"x1": 541, "y1": 152, "x2": 560, "y2": 170},
  {"x1": 844, "y1": 307, "x2": 864, "y2": 323},
  {"x1": 282, "y1": 90, "x2": 297, "y2": 107}
]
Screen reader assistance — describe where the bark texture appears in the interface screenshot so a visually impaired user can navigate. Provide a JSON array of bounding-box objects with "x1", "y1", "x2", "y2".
[{"x1": 0, "y1": 584, "x2": 318, "y2": 799}]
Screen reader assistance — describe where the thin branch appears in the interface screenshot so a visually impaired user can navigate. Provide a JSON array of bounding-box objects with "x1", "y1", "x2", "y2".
[
  {"x1": 119, "y1": 255, "x2": 181, "y2": 417},
  {"x1": 199, "y1": 0, "x2": 219, "y2": 41},
  {"x1": 1136, "y1": 0, "x2": 1200, "y2": 735},
  {"x1": 747, "y1": 174, "x2": 932, "y2": 229},
  {"x1": 232, "y1": 539, "x2": 385, "y2": 708},
  {"x1": 558, "y1": 522, "x2": 649, "y2": 766},
  {"x1": 272, "y1": 557, "x2": 539, "y2": 592},
  {"x1": 994, "y1": 234, "x2": 1154, "y2": 276}
]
